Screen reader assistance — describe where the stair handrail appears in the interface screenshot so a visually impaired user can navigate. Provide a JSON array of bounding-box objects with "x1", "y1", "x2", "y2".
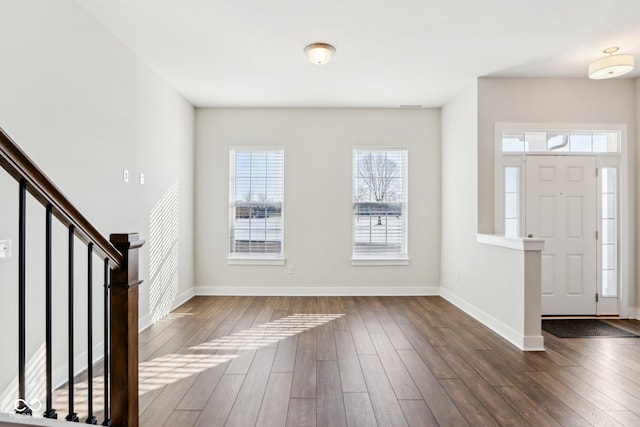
[{"x1": 0, "y1": 127, "x2": 123, "y2": 268}]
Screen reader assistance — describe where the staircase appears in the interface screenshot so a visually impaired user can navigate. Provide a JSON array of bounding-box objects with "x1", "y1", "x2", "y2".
[{"x1": 0, "y1": 128, "x2": 143, "y2": 427}]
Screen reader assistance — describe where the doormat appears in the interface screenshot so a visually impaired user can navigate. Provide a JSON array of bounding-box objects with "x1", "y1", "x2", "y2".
[{"x1": 542, "y1": 319, "x2": 639, "y2": 338}]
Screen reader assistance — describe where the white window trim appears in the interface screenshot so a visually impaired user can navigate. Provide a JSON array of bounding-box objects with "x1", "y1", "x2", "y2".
[
  {"x1": 227, "y1": 256, "x2": 286, "y2": 266},
  {"x1": 494, "y1": 122, "x2": 629, "y2": 317},
  {"x1": 228, "y1": 146, "x2": 285, "y2": 263},
  {"x1": 352, "y1": 147, "x2": 409, "y2": 263},
  {"x1": 352, "y1": 258, "x2": 410, "y2": 266}
]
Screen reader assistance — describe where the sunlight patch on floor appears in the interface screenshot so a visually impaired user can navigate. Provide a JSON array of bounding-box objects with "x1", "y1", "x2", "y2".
[
  {"x1": 50, "y1": 312, "x2": 344, "y2": 420},
  {"x1": 189, "y1": 313, "x2": 345, "y2": 351}
]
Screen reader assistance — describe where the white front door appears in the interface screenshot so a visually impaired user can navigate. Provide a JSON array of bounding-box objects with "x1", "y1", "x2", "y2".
[{"x1": 525, "y1": 155, "x2": 597, "y2": 315}]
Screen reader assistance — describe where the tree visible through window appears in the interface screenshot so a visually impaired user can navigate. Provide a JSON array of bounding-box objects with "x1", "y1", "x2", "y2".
[
  {"x1": 353, "y1": 148, "x2": 407, "y2": 259},
  {"x1": 229, "y1": 148, "x2": 284, "y2": 257}
]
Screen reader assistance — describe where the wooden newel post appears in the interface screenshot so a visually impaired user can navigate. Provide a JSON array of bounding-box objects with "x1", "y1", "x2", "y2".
[{"x1": 109, "y1": 233, "x2": 144, "y2": 427}]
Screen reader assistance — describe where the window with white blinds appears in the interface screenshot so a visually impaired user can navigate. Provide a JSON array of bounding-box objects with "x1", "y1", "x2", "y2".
[
  {"x1": 353, "y1": 148, "x2": 408, "y2": 260},
  {"x1": 229, "y1": 148, "x2": 284, "y2": 258}
]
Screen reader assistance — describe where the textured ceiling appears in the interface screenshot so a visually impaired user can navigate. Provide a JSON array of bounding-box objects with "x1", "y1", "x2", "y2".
[{"x1": 75, "y1": 0, "x2": 640, "y2": 107}]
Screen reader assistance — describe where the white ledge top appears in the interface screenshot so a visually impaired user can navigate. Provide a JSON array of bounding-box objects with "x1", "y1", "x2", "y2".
[{"x1": 477, "y1": 234, "x2": 544, "y2": 251}]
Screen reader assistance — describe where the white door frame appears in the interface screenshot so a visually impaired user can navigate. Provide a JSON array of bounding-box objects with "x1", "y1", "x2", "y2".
[{"x1": 494, "y1": 123, "x2": 629, "y2": 318}]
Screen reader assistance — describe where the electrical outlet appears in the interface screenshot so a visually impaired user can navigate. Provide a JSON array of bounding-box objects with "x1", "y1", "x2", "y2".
[
  {"x1": 0, "y1": 239, "x2": 11, "y2": 259},
  {"x1": 288, "y1": 265, "x2": 295, "y2": 275},
  {"x1": 139, "y1": 173, "x2": 145, "y2": 184},
  {"x1": 123, "y1": 169, "x2": 129, "y2": 182}
]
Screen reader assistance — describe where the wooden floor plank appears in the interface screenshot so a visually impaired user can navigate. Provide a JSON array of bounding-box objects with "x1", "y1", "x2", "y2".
[
  {"x1": 397, "y1": 349, "x2": 468, "y2": 427},
  {"x1": 194, "y1": 374, "x2": 244, "y2": 427},
  {"x1": 565, "y1": 366, "x2": 640, "y2": 415},
  {"x1": 354, "y1": 296, "x2": 385, "y2": 335},
  {"x1": 139, "y1": 375, "x2": 197, "y2": 427},
  {"x1": 335, "y1": 330, "x2": 367, "y2": 393},
  {"x1": 398, "y1": 400, "x2": 439, "y2": 427},
  {"x1": 225, "y1": 346, "x2": 278, "y2": 426},
  {"x1": 343, "y1": 393, "x2": 377, "y2": 427},
  {"x1": 478, "y1": 354, "x2": 591, "y2": 426},
  {"x1": 494, "y1": 386, "x2": 562, "y2": 427},
  {"x1": 547, "y1": 366, "x2": 626, "y2": 411},
  {"x1": 162, "y1": 410, "x2": 200, "y2": 427},
  {"x1": 317, "y1": 360, "x2": 347, "y2": 427},
  {"x1": 286, "y1": 398, "x2": 316, "y2": 427},
  {"x1": 605, "y1": 410, "x2": 640, "y2": 427},
  {"x1": 435, "y1": 345, "x2": 527, "y2": 426},
  {"x1": 256, "y1": 372, "x2": 293, "y2": 427},
  {"x1": 374, "y1": 309, "x2": 413, "y2": 350},
  {"x1": 348, "y1": 314, "x2": 377, "y2": 355},
  {"x1": 175, "y1": 360, "x2": 227, "y2": 410},
  {"x1": 396, "y1": 322, "x2": 457, "y2": 379},
  {"x1": 316, "y1": 322, "x2": 337, "y2": 361},
  {"x1": 526, "y1": 370, "x2": 624, "y2": 426},
  {"x1": 439, "y1": 378, "x2": 497, "y2": 426},
  {"x1": 359, "y1": 354, "x2": 408, "y2": 427},
  {"x1": 291, "y1": 328, "x2": 317, "y2": 398},
  {"x1": 329, "y1": 297, "x2": 350, "y2": 331},
  {"x1": 272, "y1": 333, "x2": 299, "y2": 373},
  {"x1": 369, "y1": 333, "x2": 421, "y2": 399},
  {"x1": 400, "y1": 300, "x2": 448, "y2": 347}
]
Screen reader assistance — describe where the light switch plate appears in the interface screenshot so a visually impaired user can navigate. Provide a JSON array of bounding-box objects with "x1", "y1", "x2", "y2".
[
  {"x1": 0, "y1": 239, "x2": 11, "y2": 259},
  {"x1": 123, "y1": 169, "x2": 129, "y2": 182}
]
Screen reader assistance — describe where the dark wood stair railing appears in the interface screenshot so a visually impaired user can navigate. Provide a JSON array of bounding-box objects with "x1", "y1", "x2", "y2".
[{"x1": 0, "y1": 127, "x2": 143, "y2": 427}]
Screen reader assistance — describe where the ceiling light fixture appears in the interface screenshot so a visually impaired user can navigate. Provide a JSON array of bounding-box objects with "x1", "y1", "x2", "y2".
[
  {"x1": 304, "y1": 43, "x2": 335, "y2": 65},
  {"x1": 588, "y1": 46, "x2": 634, "y2": 79}
]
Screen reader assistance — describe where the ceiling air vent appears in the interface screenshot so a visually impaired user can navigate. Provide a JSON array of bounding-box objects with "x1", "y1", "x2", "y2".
[{"x1": 399, "y1": 105, "x2": 423, "y2": 108}]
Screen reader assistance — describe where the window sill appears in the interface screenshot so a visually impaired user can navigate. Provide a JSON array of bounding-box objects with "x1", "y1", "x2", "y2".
[
  {"x1": 352, "y1": 258, "x2": 409, "y2": 266},
  {"x1": 228, "y1": 257, "x2": 286, "y2": 266}
]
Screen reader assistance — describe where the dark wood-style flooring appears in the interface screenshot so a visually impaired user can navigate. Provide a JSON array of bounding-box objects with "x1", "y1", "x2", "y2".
[{"x1": 60, "y1": 296, "x2": 640, "y2": 426}]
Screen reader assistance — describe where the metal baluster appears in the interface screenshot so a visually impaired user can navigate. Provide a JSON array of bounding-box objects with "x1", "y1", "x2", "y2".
[
  {"x1": 86, "y1": 243, "x2": 97, "y2": 424},
  {"x1": 17, "y1": 180, "x2": 30, "y2": 416},
  {"x1": 102, "y1": 258, "x2": 111, "y2": 427},
  {"x1": 43, "y1": 205, "x2": 57, "y2": 419},
  {"x1": 66, "y1": 225, "x2": 79, "y2": 422}
]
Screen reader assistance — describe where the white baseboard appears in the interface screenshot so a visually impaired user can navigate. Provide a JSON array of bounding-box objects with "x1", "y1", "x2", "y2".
[
  {"x1": 171, "y1": 287, "x2": 196, "y2": 309},
  {"x1": 0, "y1": 412, "x2": 61, "y2": 426},
  {"x1": 139, "y1": 312, "x2": 153, "y2": 332},
  {"x1": 439, "y1": 287, "x2": 544, "y2": 351},
  {"x1": 628, "y1": 307, "x2": 640, "y2": 319},
  {"x1": 195, "y1": 285, "x2": 440, "y2": 296},
  {"x1": 139, "y1": 287, "x2": 196, "y2": 331}
]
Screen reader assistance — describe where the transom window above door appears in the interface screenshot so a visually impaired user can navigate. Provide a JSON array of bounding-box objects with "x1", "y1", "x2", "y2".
[{"x1": 502, "y1": 130, "x2": 619, "y2": 153}]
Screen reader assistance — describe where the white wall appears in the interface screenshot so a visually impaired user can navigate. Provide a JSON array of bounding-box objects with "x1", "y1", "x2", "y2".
[
  {"x1": 440, "y1": 82, "x2": 544, "y2": 349},
  {"x1": 477, "y1": 77, "x2": 637, "y2": 316},
  {"x1": 0, "y1": 1, "x2": 194, "y2": 410},
  {"x1": 195, "y1": 108, "x2": 440, "y2": 294},
  {"x1": 637, "y1": 76, "x2": 640, "y2": 314}
]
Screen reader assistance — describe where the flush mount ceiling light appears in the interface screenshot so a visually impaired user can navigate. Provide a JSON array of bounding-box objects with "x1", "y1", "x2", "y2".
[
  {"x1": 304, "y1": 43, "x2": 335, "y2": 65},
  {"x1": 588, "y1": 46, "x2": 634, "y2": 79}
]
